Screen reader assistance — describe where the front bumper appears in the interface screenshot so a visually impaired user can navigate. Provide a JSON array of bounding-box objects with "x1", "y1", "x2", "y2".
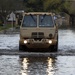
[{"x1": 19, "y1": 39, "x2": 57, "y2": 48}]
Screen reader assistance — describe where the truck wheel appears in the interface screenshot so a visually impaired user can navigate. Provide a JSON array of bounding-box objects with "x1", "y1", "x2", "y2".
[
  {"x1": 54, "y1": 43, "x2": 58, "y2": 52},
  {"x1": 19, "y1": 43, "x2": 28, "y2": 51},
  {"x1": 49, "y1": 45, "x2": 54, "y2": 52},
  {"x1": 49, "y1": 44, "x2": 58, "y2": 52},
  {"x1": 19, "y1": 44, "x2": 24, "y2": 51},
  {"x1": 53, "y1": 36, "x2": 58, "y2": 52},
  {"x1": 49, "y1": 37, "x2": 58, "y2": 52}
]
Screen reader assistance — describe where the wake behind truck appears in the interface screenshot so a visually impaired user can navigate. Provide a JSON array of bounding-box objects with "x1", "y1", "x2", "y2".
[{"x1": 19, "y1": 12, "x2": 58, "y2": 51}]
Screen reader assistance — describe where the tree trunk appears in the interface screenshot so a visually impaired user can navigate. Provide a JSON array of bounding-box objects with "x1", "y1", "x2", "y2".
[{"x1": 70, "y1": 15, "x2": 75, "y2": 26}]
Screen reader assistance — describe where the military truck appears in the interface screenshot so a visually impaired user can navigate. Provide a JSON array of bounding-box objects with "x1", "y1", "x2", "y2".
[{"x1": 19, "y1": 12, "x2": 58, "y2": 51}]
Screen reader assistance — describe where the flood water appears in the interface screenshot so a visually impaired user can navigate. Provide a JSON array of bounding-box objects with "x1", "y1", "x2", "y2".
[
  {"x1": 59, "y1": 28, "x2": 75, "y2": 51},
  {"x1": 0, "y1": 28, "x2": 75, "y2": 75},
  {"x1": 0, "y1": 55, "x2": 75, "y2": 75},
  {"x1": 0, "y1": 28, "x2": 75, "y2": 52}
]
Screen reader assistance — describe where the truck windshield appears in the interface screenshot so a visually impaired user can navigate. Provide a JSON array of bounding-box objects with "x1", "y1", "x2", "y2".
[
  {"x1": 39, "y1": 15, "x2": 54, "y2": 27},
  {"x1": 22, "y1": 15, "x2": 37, "y2": 27}
]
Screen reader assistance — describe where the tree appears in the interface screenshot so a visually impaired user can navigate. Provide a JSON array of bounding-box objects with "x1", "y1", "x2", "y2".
[
  {"x1": 0, "y1": 0, "x2": 75, "y2": 26},
  {"x1": 0, "y1": 0, "x2": 24, "y2": 11},
  {"x1": 23, "y1": 0, "x2": 43, "y2": 11},
  {"x1": 43, "y1": 0, "x2": 61, "y2": 12},
  {"x1": 0, "y1": 0, "x2": 24, "y2": 22},
  {"x1": 42, "y1": 0, "x2": 75, "y2": 26},
  {"x1": 61, "y1": 1, "x2": 75, "y2": 26}
]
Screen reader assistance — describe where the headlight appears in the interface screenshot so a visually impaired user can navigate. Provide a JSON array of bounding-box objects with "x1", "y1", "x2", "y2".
[
  {"x1": 24, "y1": 40, "x2": 27, "y2": 44},
  {"x1": 49, "y1": 40, "x2": 52, "y2": 44}
]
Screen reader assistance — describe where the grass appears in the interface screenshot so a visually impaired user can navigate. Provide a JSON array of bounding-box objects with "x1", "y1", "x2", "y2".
[
  {"x1": 0, "y1": 24, "x2": 12, "y2": 31},
  {"x1": 0, "y1": 26, "x2": 4, "y2": 31}
]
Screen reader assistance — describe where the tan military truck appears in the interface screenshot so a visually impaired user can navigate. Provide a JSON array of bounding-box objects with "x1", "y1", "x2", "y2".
[{"x1": 19, "y1": 12, "x2": 58, "y2": 51}]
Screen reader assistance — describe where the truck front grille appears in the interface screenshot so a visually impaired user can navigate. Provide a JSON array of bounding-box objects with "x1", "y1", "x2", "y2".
[{"x1": 32, "y1": 32, "x2": 44, "y2": 38}]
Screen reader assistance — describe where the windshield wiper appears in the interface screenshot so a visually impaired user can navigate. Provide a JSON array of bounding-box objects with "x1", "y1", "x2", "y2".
[
  {"x1": 41, "y1": 14, "x2": 46, "y2": 22},
  {"x1": 30, "y1": 14, "x2": 36, "y2": 23}
]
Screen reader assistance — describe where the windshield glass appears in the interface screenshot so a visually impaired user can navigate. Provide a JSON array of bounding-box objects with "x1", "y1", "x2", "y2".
[
  {"x1": 22, "y1": 15, "x2": 37, "y2": 27},
  {"x1": 39, "y1": 15, "x2": 54, "y2": 27}
]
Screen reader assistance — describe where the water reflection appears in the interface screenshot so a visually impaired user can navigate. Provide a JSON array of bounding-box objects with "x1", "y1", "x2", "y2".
[
  {"x1": 47, "y1": 57, "x2": 55, "y2": 75},
  {"x1": 20, "y1": 56, "x2": 56, "y2": 75},
  {"x1": 21, "y1": 58, "x2": 28, "y2": 75}
]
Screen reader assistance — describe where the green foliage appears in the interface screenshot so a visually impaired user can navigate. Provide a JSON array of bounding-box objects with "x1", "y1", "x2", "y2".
[
  {"x1": 0, "y1": 0, "x2": 24, "y2": 11},
  {"x1": 60, "y1": 1, "x2": 71, "y2": 14},
  {"x1": 43, "y1": 0, "x2": 61, "y2": 12},
  {"x1": 23, "y1": 0, "x2": 43, "y2": 11},
  {"x1": 23, "y1": 0, "x2": 71, "y2": 14},
  {"x1": 68, "y1": 2, "x2": 75, "y2": 14},
  {"x1": 0, "y1": 24, "x2": 12, "y2": 31},
  {"x1": 0, "y1": 0, "x2": 74, "y2": 14}
]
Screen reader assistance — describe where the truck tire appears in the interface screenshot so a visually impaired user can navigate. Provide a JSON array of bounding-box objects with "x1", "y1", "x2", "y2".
[
  {"x1": 49, "y1": 44, "x2": 58, "y2": 52},
  {"x1": 48, "y1": 45, "x2": 54, "y2": 51},
  {"x1": 19, "y1": 43, "x2": 28, "y2": 51},
  {"x1": 53, "y1": 35, "x2": 58, "y2": 52},
  {"x1": 54, "y1": 43, "x2": 58, "y2": 52},
  {"x1": 49, "y1": 36, "x2": 58, "y2": 52},
  {"x1": 19, "y1": 44, "x2": 24, "y2": 51}
]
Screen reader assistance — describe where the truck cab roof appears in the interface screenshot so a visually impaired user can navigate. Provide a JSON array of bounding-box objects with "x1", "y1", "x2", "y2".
[{"x1": 23, "y1": 12, "x2": 54, "y2": 15}]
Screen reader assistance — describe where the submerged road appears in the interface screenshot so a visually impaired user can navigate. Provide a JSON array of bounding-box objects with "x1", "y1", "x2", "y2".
[
  {"x1": 0, "y1": 28, "x2": 75, "y2": 55},
  {"x1": 0, "y1": 28, "x2": 75, "y2": 75}
]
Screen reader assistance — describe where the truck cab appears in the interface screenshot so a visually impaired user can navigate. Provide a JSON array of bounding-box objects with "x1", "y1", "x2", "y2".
[{"x1": 19, "y1": 12, "x2": 58, "y2": 51}]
